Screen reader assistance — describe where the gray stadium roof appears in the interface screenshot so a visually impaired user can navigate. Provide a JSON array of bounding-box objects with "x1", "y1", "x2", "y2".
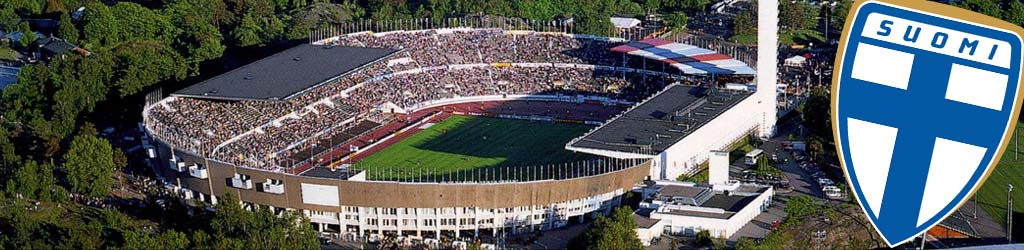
[
  {"x1": 567, "y1": 84, "x2": 753, "y2": 155},
  {"x1": 173, "y1": 44, "x2": 399, "y2": 101}
]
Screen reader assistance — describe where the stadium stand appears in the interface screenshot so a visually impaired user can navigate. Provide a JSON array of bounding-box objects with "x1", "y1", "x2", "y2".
[{"x1": 146, "y1": 29, "x2": 750, "y2": 173}]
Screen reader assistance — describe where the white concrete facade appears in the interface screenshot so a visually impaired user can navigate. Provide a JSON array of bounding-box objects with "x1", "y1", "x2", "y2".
[
  {"x1": 649, "y1": 96, "x2": 761, "y2": 180},
  {"x1": 648, "y1": 187, "x2": 773, "y2": 239},
  {"x1": 298, "y1": 189, "x2": 626, "y2": 238},
  {"x1": 636, "y1": 183, "x2": 774, "y2": 245}
]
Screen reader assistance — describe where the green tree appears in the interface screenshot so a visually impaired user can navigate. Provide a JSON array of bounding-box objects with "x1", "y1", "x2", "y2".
[
  {"x1": 110, "y1": 42, "x2": 187, "y2": 97},
  {"x1": 62, "y1": 127, "x2": 118, "y2": 197},
  {"x1": 730, "y1": 3, "x2": 756, "y2": 44},
  {"x1": 694, "y1": 229, "x2": 712, "y2": 246},
  {"x1": 17, "y1": 22, "x2": 34, "y2": 48},
  {"x1": 43, "y1": 0, "x2": 66, "y2": 14},
  {"x1": 5, "y1": 160, "x2": 57, "y2": 201},
  {"x1": 57, "y1": 14, "x2": 79, "y2": 44},
  {"x1": 211, "y1": 194, "x2": 320, "y2": 249},
  {"x1": 799, "y1": 87, "x2": 833, "y2": 159},
  {"x1": 49, "y1": 55, "x2": 114, "y2": 138},
  {"x1": 163, "y1": 0, "x2": 228, "y2": 75},
  {"x1": 779, "y1": 0, "x2": 821, "y2": 44},
  {"x1": 831, "y1": 0, "x2": 852, "y2": 31},
  {"x1": 123, "y1": 229, "x2": 190, "y2": 250},
  {"x1": 666, "y1": 11, "x2": 689, "y2": 33},
  {"x1": 231, "y1": 14, "x2": 264, "y2": 47},
  {"x1": 784, "y1": 195, "x2": 818, "y2": 223},
  {"x1": 584, "y1": 207, "x2": 642, "y2": 250},
  {"x1": 574, "y1": 0, "x2": 615, "y2": 36},
  {"x1": 0, "y1": 8, "x2": 20, "y2": 32},
  {"x1": 1, "y1": 0, "x2": 43, "y2": 16},
  {"x1": 1004, "y1": 0, "x2": 1024, "y2": 27},
  {"x1": 955, "y1": 0, "x2": 1002, "y2": 18},
  {"x1": 110, "y1": 2, "x2": 179, "y2": 45},
  {"x1": 81, "y1": 2, "x2": 119, "y2": 49}
]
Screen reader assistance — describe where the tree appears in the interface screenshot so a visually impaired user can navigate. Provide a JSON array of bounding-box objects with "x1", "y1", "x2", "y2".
[
  {"x1": 0, "y1": 7, "x2": 20, "y2": 32},
  {"x1": 799, "y1": 87, "x2": 833, "y2": 159},
  {"x1": 574, "y1": 0, "x2": 615, "y2": 36},
  {"x1": 231, "y1": 14, "x2": 264, "y2": 47},
  {"x1": 584, "y1": 207, "x2": 642, "y2": 250},
  {"x1": 1, "y1": 0, "x2": 43, "y2": 16},
  {"x1": 694, "y1": 229, "x2": 712, "y2": 246},
  {"x1": 1004, "y1": 0, "x2": 1024, "y2": 27},
  {"x1": 730, "y1": 3, "x2": 756, "y2": 44},
  {"x1": 62, "y1": 127, "x2": 118, "y2": 197},
  {"x1": 5, "y1": 160, "x2": 57, "y2": 201},
  {"x1": 211, "y1": 194, "x2": 320, "y2": 249},
  {"x1": 111, "y1": 42, "x2": 187, "y2": 97},
  {"x1": 666, "y1": 11, "x2": 689, "y2": 33},
  {"x1": 43, "y1": 0, "x2": 66, "y2": 15},
  {"x1": 831, "y1": 0, "x2": 852, "y2": 31},
  {"x1": 110, "y1": 2, "x2": 179, "y2": 45},
  {"x1": 57, "y1": 14, "x2": 79, "y2": 44},
  {"x1": 162, "y1": 0, "x2": 228, "y2": 75},
  {"x1": 81, "y1": 2, "x2": 119, "y2": 49},
  {"x1": 18, "y1": 22, "x2": 34, "y2": 48},
  {"x1": 779, "y1": 0, "x2": 821, "y2": 44},
  {"x1": 123, "y1": 230, "x2": 190, "y2": 250},
  {"x1": 784, "y1": 195, "x2": 818, "y2": 223},
  {"x1": 955, "y1": 0, "x2": 1002, "y2": 18}
]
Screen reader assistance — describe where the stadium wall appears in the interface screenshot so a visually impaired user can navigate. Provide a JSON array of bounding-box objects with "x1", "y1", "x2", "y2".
[
  {"x1": 651, "y1": 95, "x2": 761, "y2": 180},
  {"x1": 152, "y1": 139, "x2": 649, "y2": 211}
]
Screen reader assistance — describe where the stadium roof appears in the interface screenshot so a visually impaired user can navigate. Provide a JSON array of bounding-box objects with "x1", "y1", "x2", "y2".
[
  {"x1": 173, "y1": 44, "x2": 399, "y2": 101},
  {"x1": 566, "y1": 84, "x2": 753, "y2": 156},
  {"x1": 610, "y1": 38, "x2": 756, "y2": 75}
]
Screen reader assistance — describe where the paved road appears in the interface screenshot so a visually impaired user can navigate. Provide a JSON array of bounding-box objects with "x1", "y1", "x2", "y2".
[{"x1": 770, "y1": 114, "x2": 824, "y2": 198}]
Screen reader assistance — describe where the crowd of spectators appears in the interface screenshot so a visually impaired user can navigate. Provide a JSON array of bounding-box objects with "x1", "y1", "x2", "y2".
[{"x1": 147, "y1": 29, "x2": 685, "y2": 171}]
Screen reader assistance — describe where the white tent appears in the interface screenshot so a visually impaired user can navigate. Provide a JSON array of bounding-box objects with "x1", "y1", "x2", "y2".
[
  {"x1": 610, "y1": 17, "x2": 641, "y2": 29},
  {"x1": 784, "y1": 55, "x2": 806, "y2": 67}
]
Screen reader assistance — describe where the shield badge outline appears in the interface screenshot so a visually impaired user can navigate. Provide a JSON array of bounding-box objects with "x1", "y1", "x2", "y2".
[{"x1": 832, "y1": 0, "x2": 1024, "y2": 246}]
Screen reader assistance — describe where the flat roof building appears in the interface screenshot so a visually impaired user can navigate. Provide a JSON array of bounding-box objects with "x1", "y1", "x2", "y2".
[
  {"x1": 566, "y1": 84, "x2": 760, "y2": 179},
  {"x1": 634, "y1": 180, "x2": 774, "y2": 245},
  {"x1": 174, "y1": 44, "x2": 398, "y2": 101}
]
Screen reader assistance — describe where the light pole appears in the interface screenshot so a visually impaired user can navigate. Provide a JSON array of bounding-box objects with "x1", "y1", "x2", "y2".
[{"x1": 1009, "y1": 183, "x2": 1014, "y2": 243}]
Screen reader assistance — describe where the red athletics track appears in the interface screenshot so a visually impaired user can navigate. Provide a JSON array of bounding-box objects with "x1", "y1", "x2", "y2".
[{"x1": 288, "y1": 100, "x2": 626, "y2": 175}]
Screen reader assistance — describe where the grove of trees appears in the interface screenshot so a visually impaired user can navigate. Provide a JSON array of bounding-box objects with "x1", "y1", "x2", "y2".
[
  {"x1": 581, "y1": 207, "x2": 644, "y2": 250},
  {"x1": 0, "y1": 193, "x2": 320, "y2": 249}
]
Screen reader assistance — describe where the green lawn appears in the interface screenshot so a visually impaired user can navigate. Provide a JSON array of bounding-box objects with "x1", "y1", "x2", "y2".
[
  {"x1": 355, "y1": 115, "x2": 595, "y2": 181},
  {"x1": 976, "y1": 123, "x2": 1024, "y2": 239},
  {"x1": 0, "y1": 47, "x2": 17, "y2": 61}
]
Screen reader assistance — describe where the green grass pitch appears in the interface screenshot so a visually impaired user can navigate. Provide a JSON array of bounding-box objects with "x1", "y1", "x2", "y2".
[
  {"x1": 975, "y1": 122, "x2": 1024, "y2": 239},
  {"x1": 355, "y1": 115, "x2": 595, "y2": 181}
]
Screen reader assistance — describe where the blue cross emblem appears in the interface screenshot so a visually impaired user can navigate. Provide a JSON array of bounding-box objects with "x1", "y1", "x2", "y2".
[{"x1": 835, "y1": 0, "x2": 1024, "y2": 246}]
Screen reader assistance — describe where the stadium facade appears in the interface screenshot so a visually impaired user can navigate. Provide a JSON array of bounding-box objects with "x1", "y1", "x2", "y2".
[{"x1": 143, "y1": 21, "x2": 777, "y2": 240}]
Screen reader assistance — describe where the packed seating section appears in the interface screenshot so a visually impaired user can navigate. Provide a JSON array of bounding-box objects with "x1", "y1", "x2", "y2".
[{"x1": 147, "y1": 29, "x2": 686, "y2": 172}]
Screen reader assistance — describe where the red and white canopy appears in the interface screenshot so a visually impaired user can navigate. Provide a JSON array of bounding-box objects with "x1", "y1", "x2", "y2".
[{"x1": 610, "y1": 38, "x2": 756, "y2": 75}]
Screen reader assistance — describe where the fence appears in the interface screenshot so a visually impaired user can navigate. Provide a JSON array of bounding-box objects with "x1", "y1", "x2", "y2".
[{"x1": 348, "y1": 155, "x2": 648, "y2": 183}]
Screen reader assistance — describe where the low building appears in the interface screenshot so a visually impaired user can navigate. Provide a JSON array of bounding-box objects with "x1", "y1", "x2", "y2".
[{"x1": 634, "y1": 151, "x2": 774, "y2": 245}]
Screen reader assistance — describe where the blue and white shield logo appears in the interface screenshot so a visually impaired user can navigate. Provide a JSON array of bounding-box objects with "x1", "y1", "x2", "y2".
[{"x1": 834, "y1": 0, "x2": 1024, "y2": 246}]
